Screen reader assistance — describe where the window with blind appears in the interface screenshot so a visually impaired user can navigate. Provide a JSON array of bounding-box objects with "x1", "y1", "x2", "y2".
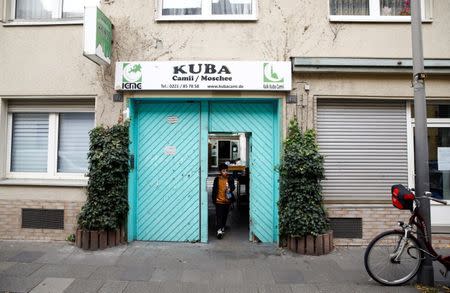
[
  {"x1": 159, "y1": 0, "x2": 256, "y2": 20},
  {"x1": 57, "y1": 113, "x2": 93, "y2": 173},
  {"x1": 11, "y1": 113, "x2": 49, "y2": 172},
  {"x1": 329, "y1": 0, "x2": 431, "y2": 20},
  {"x1": 8, "y1": 112, "x2": 94, "y2": 178},
  {"x1": 14, "y1": 0, "x2": 84, "y2": 20}
]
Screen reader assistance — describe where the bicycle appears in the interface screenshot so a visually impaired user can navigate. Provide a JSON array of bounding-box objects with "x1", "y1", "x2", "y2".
[{"x1": 364, "y1": 184, "x2": 450, "y2": 286}]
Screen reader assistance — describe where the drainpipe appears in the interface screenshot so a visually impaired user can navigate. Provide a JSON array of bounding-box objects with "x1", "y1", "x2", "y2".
[{"x1": 411, "y1": 0, "x2": 434, "y2": 286}]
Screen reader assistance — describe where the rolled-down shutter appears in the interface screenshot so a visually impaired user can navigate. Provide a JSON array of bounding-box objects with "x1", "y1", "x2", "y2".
[{"x1": 317, "y1": 100, "x2": 408, "y2": 200}]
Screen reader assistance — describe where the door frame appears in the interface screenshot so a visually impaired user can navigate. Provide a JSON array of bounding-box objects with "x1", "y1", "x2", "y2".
[
  {"x1": 407, "y1": 101, "x2": 450, "y2": 231},
  {"x1": 127, "y1": 98, "x2": 282, "y2": 243}
]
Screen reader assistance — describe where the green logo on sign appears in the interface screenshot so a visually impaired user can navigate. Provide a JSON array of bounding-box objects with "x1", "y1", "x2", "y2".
[
  {"x1": 263, "y1": 63, "x2": 284, "y2": 83},
  {"x1": 123, "y1": 63, "x2": 142, "y2": 83},
  {"x1": 95, "y1": 8, "x2": 112, "y2": 63}
]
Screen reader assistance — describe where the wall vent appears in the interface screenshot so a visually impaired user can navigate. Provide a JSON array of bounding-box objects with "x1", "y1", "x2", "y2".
[
  {"x1": 22, "y1": 209, "x2": 64, "y2": 230},
  {"x1": 329, "y1": 218, "x2": 362, "y2": 239}
]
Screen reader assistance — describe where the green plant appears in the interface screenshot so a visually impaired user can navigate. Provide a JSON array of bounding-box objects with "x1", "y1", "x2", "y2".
[
  {"x1": 278, "y1": 119, "x2": 329, "y2": 239},
  {"x1": 66, "y1": 233, "x2": 75, "y2": 242},
  {"x1": 78, "y1": 121, "x2": 130, "y2": 231}
]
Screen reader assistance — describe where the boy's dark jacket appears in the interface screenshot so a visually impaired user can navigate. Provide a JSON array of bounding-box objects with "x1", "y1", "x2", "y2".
[{"x1": 212, "y1": 176, "x2": 235, "y2": 204}]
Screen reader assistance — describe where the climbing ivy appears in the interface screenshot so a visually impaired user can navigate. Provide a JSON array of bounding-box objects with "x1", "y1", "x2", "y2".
[
  {"x1": 278, "y1": 119, "x2": 329, "y2": 238},
  {"x1": 78, "y1": 122, "x2": 130, "y2": 230}
]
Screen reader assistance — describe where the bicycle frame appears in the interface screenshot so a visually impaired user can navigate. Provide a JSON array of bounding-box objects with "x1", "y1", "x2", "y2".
[{"x1": 407, "y1": 206, "x2": 450, "y2": 271}]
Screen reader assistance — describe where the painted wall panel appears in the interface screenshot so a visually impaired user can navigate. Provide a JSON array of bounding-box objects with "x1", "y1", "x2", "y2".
[
  {"x1": 209, "y1": 101, "x2": 279, "y2": 243},
  {"x1": 136, "y1": 102, "x2": 201, "y2": 241}
]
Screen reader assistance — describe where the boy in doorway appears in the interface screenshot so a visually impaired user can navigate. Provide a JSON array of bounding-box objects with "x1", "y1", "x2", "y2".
[{"x1": 212, "y1": 163, "x2": 235, "y2": 239}]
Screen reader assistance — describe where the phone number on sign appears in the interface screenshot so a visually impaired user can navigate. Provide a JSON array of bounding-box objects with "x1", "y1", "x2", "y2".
[{"x1": 160, "y1": 84, "x2": 200, "y2": 89}]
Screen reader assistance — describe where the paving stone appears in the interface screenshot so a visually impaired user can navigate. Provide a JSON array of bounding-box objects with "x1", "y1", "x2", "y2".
[
  {"x1": 0, "y1": 241, "x2": 435, "y2": 293},
  {"x1": 119, "y1": 266, "x2": 154, "y2": 281},
  {"x1": 0, "y1": 250, "x2": 20, "y2": 261},
  {"x1": 30, "y1": 277, "x2": 74, "y2": 293},
  {"x1": 259, "y1": 284, "x2": 293, "y2": 293},
  {"x1": 183, "y1": 282, "x2": 215, "y2": 293},
  {"x1": 271, "y1": 270, "x2": 304, "y2": 284},
  {"x1": 0, "y1": 261, "x2": 16, "y2": 272},
  {"x1": 291, "y1": 284, "x2": 320, "y2": 293},
  {"x1": 150, "y1": 268, "x2": 183, "y2": 281},
  {"x1": 9, "y1": 251, "x2": 45, "y2": 263},
  {"x1": 116, "y1": 254, "x2": 153, "y2": 267},
  {"x1": 1, "y1": 262, "x2": 43, "y2": 277},
  {"x1": 89, "y1": 266, "x2": 123, "y2": 280},
  {"x1": 181, "y1": 269, "x2": 212, "y2": 284},
  {"x1": 30, "y1": 264, "x2": 97, "y2": 279},
  {"x1": 150, "y1": 256, "x2": 189, "y2": 270},
  {"x1": 302, "y1": 269, "x2": 338, "y2": 284},
  {"x1": 211, "y1": 269, "x2": 244, "y2": 284},
  {"x1": 98, "y1": 280, "x2": 128, "y2": 293},
  {"x1": 329, "y1": 249, "x2": 365, "y2": 271},
  {"x1": 57, "y1": 245, "x2": 77, "y2": 254},
  {"x1": 0, "y1": 276, "x2": 44, "y2": 293},
  {"x1": 35, "y1": 252, "x2": 69, "y2": 264},
  {"x1": 242, "y1": 267, "x2": 276, "y2": 285},
  {"x1": 64, "y1": 251, "x2": 120, "y2": 266},
  {"x1": 123, "y1": 281, "x2": 161, "y2": 293},
  {"x1": 63, "y1": 278, "x2": 104, "y2": 293},
  {"x1": 223, "y1": 284, "x2": 258, "y2": 293},
  {"x1": 157, "y1": 281, "x2": 183, "y2": 293},
  {"x1": 316, "y1": 284, "x2": 418, "y2": 293}
]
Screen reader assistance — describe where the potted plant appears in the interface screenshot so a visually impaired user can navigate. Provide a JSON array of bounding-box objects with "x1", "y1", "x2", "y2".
[
  {"x1": 76, "y1": 122, "x2": 130, "y2": 250},
  {"x1": 278, "y1": 119, "x2": 333, "y2": 255}
]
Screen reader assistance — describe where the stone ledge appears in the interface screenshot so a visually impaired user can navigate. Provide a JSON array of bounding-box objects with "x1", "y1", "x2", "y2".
[{"x1": 0, "y1": 178, "x2": 87, "y2": 187}]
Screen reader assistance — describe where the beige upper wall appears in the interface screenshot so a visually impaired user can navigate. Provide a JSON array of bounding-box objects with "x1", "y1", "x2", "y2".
[
  {"x1": 0, "y1": 25, "x2": 98, "y2": 96},
  {"x1": 2, "y1": 0, "x2": 448, "y2": 126},
  {"x1": 102, "y1": 0, "x2": 450, "y2": 62},
  {"x1": 92, "y1": 0, "x2": 450, "y2": 125}
]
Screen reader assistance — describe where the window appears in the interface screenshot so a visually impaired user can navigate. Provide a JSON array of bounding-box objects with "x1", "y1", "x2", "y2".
[
  {"x1": 7, "y1": 112, "x2": 94, "y2": 178},
  {"x1": 409, "y1": 101, "x2": 450, "y2": 200},
  {"x1": 158, "y1": 0, "x2": 257, "y2": 21},
  {"x1": 14, "y1": 0, "x2": 84, "y2": 20},
  {"x1": 329, "y1": 0, "x2": 431, "y2": 21}
]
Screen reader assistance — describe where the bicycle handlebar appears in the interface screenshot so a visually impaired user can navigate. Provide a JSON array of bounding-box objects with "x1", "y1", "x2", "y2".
[
  {"x1": 416, "y1": 195, "x2": 448, "y2": 205},
  {"x1": 430, "y1": 197, "x2": 448, "y2": 205}
]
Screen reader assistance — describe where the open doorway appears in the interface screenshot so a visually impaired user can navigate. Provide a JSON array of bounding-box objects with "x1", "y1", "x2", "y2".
[{"x1": 207, "y1": 133, "x2": 250, "y2": 242}]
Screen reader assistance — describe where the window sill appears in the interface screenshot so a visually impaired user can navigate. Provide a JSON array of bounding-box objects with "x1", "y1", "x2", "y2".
[
  {"x1": 329, "y1": 15, "x2": 433, "y2": 23},
  {"x1": 431, "y1": 225, "x2": 450, "y2": 234},
  {"x1": 155, "y1": 15, "x2": 258, "y2": 22},
  {"x1": 0, "y1": 178, "x2": 88, "y2": 187},
  {"x1": 3, "y1": 19, "x2": 83, "y2": 27}
]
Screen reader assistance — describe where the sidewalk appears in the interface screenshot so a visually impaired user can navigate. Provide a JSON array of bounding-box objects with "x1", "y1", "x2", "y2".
[{"x1": 0, "y1": 239, "x2": 448, "y2": 293}]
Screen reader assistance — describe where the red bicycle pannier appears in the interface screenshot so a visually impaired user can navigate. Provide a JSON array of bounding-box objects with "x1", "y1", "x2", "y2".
[{"x1": 391, "y1": 184, "x2": 415, "y2": 211}]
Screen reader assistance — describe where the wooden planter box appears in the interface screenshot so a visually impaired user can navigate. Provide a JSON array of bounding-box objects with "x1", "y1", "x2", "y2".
[
  {"x1": 75, "y1": 225, "x2": 126, "y2": 250},
  {"x1": 287, "y1": 230, "x2": 334, "y2": 255}
]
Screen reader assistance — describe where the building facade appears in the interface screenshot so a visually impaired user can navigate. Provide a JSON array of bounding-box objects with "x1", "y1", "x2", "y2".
[{"x1": 1, "y1": 0, "x2": 449, "y2": 246}]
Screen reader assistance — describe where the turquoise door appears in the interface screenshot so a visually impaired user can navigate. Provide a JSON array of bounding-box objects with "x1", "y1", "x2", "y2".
[
  {"x1": 209, "y1": 101, "x2": 280, "y2": 243},
  {"x1": 135, "y1": 102, "x2": 201, "y2": 241}
]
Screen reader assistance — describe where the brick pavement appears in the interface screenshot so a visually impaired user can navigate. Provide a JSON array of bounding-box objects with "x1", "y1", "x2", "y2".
[{"x1": 0, "y1": 239, "x2": 449, "y2": 293}]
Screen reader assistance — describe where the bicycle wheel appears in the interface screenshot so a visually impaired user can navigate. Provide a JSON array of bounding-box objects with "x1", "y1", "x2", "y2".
[{"x1": 364, "y1": 230, "x2": 422, "y2": 286}]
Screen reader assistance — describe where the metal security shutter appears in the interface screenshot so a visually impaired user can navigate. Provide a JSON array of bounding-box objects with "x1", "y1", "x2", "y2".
[{"x1": 317, "y1": 100, "x2": 408, "y2": 200}]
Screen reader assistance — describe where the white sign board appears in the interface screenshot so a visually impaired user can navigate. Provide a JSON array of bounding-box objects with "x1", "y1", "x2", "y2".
[
  {"x1": 115, "y1": 61, "x2": 292, "y2": 91},
  {"x1": 438, "y1": 147, "x2": 450, "y2": 171}
]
